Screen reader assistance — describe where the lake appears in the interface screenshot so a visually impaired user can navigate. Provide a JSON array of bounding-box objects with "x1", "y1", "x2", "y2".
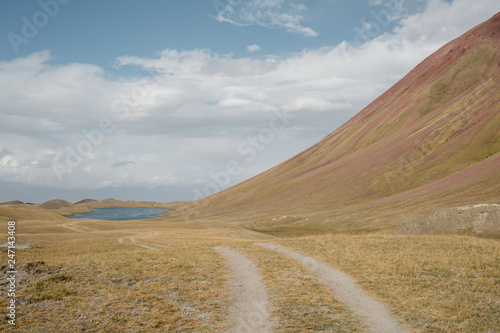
[{"x1": 67, "y1": 207, "x2": 170, "y2": 220}]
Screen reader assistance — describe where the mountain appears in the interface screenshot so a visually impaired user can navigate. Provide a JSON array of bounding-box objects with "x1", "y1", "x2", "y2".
[{"x1": 169, "y1": 12, "x2": 500, "y2": 233}]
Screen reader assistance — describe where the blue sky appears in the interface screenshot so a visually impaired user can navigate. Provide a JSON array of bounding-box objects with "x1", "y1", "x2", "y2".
[
  {"x1": 0, "y1": 0, "x2": 498, "y2": 203},
  {"x1": 1, "y1": 0, "x2": 426, "y2": 68}
]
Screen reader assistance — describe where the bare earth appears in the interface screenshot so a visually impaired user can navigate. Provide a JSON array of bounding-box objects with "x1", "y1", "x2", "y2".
[
  {"x1": 214, "y1": 246, "x2": 273, "y2": 333},
  {"x1": 258, "y1": 243, "x2": 409, "y2": 333}
]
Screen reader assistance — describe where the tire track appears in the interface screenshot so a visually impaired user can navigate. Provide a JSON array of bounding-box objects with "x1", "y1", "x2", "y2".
[
  {"x1": 117, "y1": 235, "x2": 168, "y2": 249},
  {"x1": 214, "y1": 246, "x2": 272, "y2": 333},
  {"x1": 258, "y1": 243, "x2": 408, "y2": 333},
  {"x1": 58, "y1": 220, "x2": 86, "y2": 233},
  {"x1": 130, "y1": 238, "x2": 157, "y2": 249}
]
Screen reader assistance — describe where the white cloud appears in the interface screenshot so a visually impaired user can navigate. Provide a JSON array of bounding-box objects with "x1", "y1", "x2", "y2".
[
  {"x1": 395, "y1": 0, "x2": 500, "y2": 43},
  {"x1": 116, "y1": 49, "x2": 216, "y2": 76},
  {"x1": 214, "y1": 0, "x2": 318, "y2": 36},
  {"x1": 247, "y1": 44, "x2": 261, "y2": 52},
  {"x1": 0, "y1": 0, "x2": 498, "y2": 198}
]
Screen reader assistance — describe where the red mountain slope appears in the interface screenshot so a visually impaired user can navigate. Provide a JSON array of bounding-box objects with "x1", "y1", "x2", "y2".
[{"x1": 171, "y1": 13, "x2": 500, "y2": 232}]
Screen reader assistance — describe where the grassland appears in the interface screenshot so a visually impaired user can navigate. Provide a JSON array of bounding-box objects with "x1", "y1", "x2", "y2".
[{"x1": 1, "y1": 207, "x2": 498, "y2": 332}]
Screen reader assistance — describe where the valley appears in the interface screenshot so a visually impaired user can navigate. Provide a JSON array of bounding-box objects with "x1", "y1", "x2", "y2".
[{"x1": 1, "y1": 9, "x2": 500, "y2": 333}]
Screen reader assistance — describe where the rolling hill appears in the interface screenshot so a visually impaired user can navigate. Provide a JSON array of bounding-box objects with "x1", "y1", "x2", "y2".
[{"x1": 169, "y1": 12, "x2": 500, "y2": 233}]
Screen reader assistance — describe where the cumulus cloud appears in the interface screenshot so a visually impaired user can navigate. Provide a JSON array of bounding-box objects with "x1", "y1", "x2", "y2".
[
  {"x1": 213, "y1": 0, "x2": 318, "y2": 36},
  {"x1": 395, "y1": 0, "x2": 499, "y2": 43},
  {"x1": 115, "y1": 49, "x2": 216, "y2": 76},
  {"x1": 1, "y1": 0, "x2": 498, "y2": 198},
  {"x1": 247, "y1": 44, "x2": 261, "y2": 53}
]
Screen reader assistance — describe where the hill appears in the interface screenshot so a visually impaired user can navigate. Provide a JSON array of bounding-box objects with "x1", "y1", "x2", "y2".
[
  {"x1": 169, "y1": 12, "x2": 500, "y2": 234},
  {"x1": 0, "y1": 200, "x2": 25, "y2": 206},
  {"x1": 0, "y1": 198, "x2": 183, "y2": 222},
  {"x1": 39, "y1": 199, "x2": 73, "y2": 210}
]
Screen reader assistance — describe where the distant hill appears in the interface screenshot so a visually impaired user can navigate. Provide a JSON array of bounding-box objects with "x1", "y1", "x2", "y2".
[
  {"x1": 0, "y1": 200, "x2": 25, "y2": 206},
  {"x1": 0, "y1": 198, "x2": 183, "y2": 223},
  {"x1": 171, "y1": 12, "x2": 500, "y2": 234},
  {"x1": 75, "y1": 199, "x2": 97, "y2": 204},
  {"x1": 30, "y1": 198, "x2": 183, "y2": 216},
  {"x1": 40, "y1": 199, "x2": 73, "y2": 210}
]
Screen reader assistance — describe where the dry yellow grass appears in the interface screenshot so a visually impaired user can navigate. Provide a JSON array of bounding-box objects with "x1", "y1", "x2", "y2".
[
  {"x1": 1, "y1": 224, "x2": 232, "y2": 332},
  {"x1": 1, "y1": 209, "x2": 499, "y2": 332},
  {"x1": 279, "y1": 234, "x2": 500, "y2": 332}
]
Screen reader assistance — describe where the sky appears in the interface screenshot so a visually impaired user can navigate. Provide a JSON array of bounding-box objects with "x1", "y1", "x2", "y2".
[{"x1": 0, "y1": 0, "x2": 499, "y2": 203}]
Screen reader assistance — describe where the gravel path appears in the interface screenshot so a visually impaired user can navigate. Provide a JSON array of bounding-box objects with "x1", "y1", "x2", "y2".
[
  {"x1": 258, "y1": 243, "x2": 408, "y2": 333},
  {"x1": 214, "y1": 246, "x2": 272, "y2": 333}
]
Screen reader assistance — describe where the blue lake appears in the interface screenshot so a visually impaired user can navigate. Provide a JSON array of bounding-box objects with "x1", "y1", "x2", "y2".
[{"x1": 67, "y1": 207, "x2": 170, "y2": 220}]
